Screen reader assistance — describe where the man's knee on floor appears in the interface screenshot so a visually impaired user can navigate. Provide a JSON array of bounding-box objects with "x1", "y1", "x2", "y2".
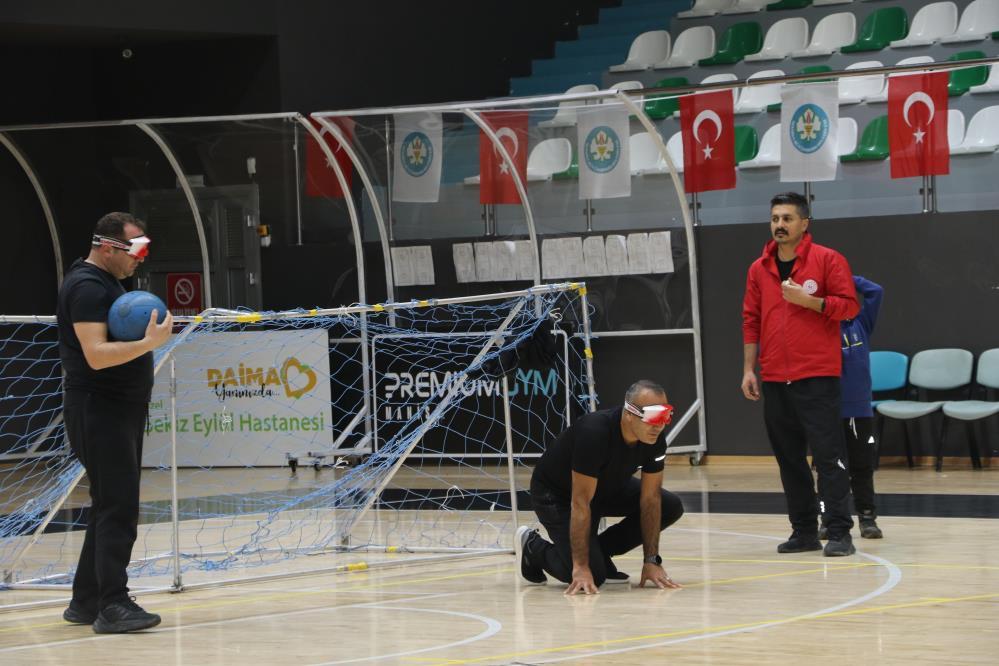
[{"x1": 660, "y1": 492, "x2": 684, "y2": 528}]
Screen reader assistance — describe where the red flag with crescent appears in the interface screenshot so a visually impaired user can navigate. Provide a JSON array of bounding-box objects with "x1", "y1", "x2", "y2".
[
  {"x1": 888, "y1": 72, "x2": 949, "y2": 179},
  {"x1": 679, "y1": 90, "x2": 735, "y2": 193},
  {"x1": 478, "y1": 111, "x2": 528, "y2": 205}
]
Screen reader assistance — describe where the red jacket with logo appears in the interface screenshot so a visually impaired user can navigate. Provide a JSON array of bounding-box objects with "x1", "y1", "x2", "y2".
[{"x1": 742, "y1": 233, "x2": 859, "y2": 382}]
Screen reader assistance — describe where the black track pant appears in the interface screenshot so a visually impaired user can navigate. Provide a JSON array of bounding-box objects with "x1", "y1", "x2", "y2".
[
  {"x1": 821, "y1": 417, "x2": 877, "y2": 523},
  {"x1": 762, "y1": 377, "x2": 854, "y2": 538},
  {"x1": 64, "y1": 390, "x2": 147, "y2": 612},
  {"x1": 527, "y1": 477, "x2": 684, "y2": 586}
]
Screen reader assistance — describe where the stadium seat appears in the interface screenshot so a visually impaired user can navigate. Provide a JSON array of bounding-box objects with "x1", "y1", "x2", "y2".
[
  {"x1": 876, "y1": 349, "x2": 974, "y2": 468},
  {"x1": 837, "y1": 116, "x2": 859, "y2": 155},
  {"x1": 766, "y1": 0, "x2": 812, "y2": 10},
  {"x1": 890, "y1": 2, "x2": 958, "y2": 48},
  {"x1": 526, "y1": 138, "x2": 573, "y2": 181},
  {"x1": 606, "y1": 80, "x2": 646, "y2": 110},
  {"x1": 946, "y1": 51, "x2": 989, "y2": 96},
  {"x1": 643, "y1": 77, "x2": 690, "y2": 119},
  {"x1": 666, "y1": 131, "x2": 685, "y2": 172},
  {"x1": 970, "y1": 61, "x2": 999, "y2": 93},
  {"x1": 841, "y1": 6, "x2": 908, "y2": 53},
  {"x1": 630, "y1": 132, "x2": 668, "y2": 175},
  {"x1": 939, "y1": 348, "x2": 999, "y2": 470},
  {"x1": 940, "y1": 0, "x2": 999, "y2": 44},
  {"x1": 552, "y1": 156, "x2": 579, "y2": 180},
  {"x1": 698, "y1": 21, "x2": 763, "y2": 65},
  {"x1": 537, "y1": 84, "x2": 600, "y2": 129},
  {"x1": 722, "y1": 0, "x2": 772, "y2": 15},
  {"x1": 792, "y1": 12, "x2": 857, "y2": 57},
  {"x1": 609, "y1": 31, "x2": 671, "y2": 72},
  {"x1": 737, "y1": 123, "x2": 781, "y2": 168},
  {"x1": 840, "y1": 115, "x2": 888, "y2": 161},
  {"x1": 813, "y1": 0, "x2": 854, "y2": 6},
  {"x1": 866, "y1": 55, "x2": 934, "y2": 102},
  {"x1": 734, "y1": 125, "x2": 760, "y2": 163},
  {"x1": 745, "y1": 17, "x2": 809, "y2": 61},
  {"x1": 678, "y1": 0, "x2": 737, "y2": 19},
  {"x1": 951, "y1": 105, "x2": 999, "y2": 154},
  {"x1": 839, "y1": 61, "x2": 885, "y2": 104},
  {"x1": 948, "y1": 109, "x2": 967, "y2": 151},
  {"x1": 735, "y1": 69, "x2": 785, "y2": 113},
  {"x1": 766, "y1": 65, "x2": 832, "y2": 111},
  {"x1": 655, "y1": 26, "x2": 716, "y2": 69},
  {"x1": 869, "y1": 350, "x2": 909, "y2": 462},
  {"x1": 674, "y1": 73, "x2": 740, "y2": 118}
]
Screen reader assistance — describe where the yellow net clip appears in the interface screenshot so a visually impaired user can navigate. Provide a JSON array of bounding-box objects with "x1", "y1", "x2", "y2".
[
  {"x1": 372, "y1": 304, "x2": 385, "y2": 312},
  {"x1": 584, "y1": 347, "x2": 594, "y2": 359},
  {"x1": 236, "y1": 313, "x2": 262, "y2": 323}
]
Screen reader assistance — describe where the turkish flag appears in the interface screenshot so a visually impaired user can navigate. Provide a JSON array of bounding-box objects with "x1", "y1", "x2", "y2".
[
  {"x1": 478, "y1": 111, "x2": 528, "y2": 205},
  {"x1": 679, "y1": 90, "x2": 735, "y2": 193},
  {"x1": 888, "y1": 72, "x2": 949, "y2": 179},
  {"x1": 305, "y1": 118, "x2": 354, "y2": 198}
]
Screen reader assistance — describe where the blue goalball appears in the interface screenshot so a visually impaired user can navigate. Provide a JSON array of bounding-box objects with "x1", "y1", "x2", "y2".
[{"x1": 108, "y1": 290, "x2": 167, "y2": 342}]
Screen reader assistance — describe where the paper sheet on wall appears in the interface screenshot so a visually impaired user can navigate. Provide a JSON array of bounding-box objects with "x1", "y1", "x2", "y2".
[
  {"x1": 604, "y1": 235, "x2": 629, "y2": 275},
  {"x1": 582, "y1": 236, "x2": 607, "y2": 276},
  {"x1": 474, "y1": 242, "x2": 496, "y2": 282},
  {"x1": 649, "y1": 231, "x2": 674, "y2": 273},
  {"x1": 514, "y1": 240, "x2": 535, "y2": 281},
  {"x1": 627, "y1": 233, "x2": 651, "y2": 275},
  {"x1": 562, "y1": 237, "x2": 584, "y2": 279},
  {"x1": 391, "y1": 246, "x2": 416, "y2": 287},
  {"x1": 410, "y1": 245, "x2": 436, "y2": 284},
  {"x1": 542, "y1": 238, "x2": 565, "y2": 279},
  {"x1": 452, "y1": 243, "x2": 476, "y2": 283},
  {"x1": 491, "y1": 241, "x2": 518, "y2": 281}
]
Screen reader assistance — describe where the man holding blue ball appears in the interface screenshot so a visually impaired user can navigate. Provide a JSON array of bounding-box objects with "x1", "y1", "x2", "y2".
[{"x1": 56, "y1": 212, "x2": 173, "y2": 633}]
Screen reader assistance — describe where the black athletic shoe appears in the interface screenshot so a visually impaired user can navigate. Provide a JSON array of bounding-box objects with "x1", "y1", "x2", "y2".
[
  {"x1": 824, "y1": 533, "x2": 857, "y2": 557},
  {"x1": 63, "y1": 601, "x2": 97, "y2": 624},
  {"x1": 92, "y1": 598, "x2": 161, "y2": 634},
  {"x1": 514, "y1": 526, "x2": 547, "y2": 585},
  {"x1": 859, "y1": 519, "x2": 883, "y2": 539},
  {"x1": 604, "y1": 566, "x2": 631, "y2": 585},
  {"x1": 817, "y1": 524, "x2": 829, "y2": 541},
  {"x1": 777, "y1": 532, "x2": 822, "y2": 554}
]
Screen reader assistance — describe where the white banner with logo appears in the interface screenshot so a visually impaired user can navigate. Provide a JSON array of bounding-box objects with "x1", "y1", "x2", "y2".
[
  {"x1": 577, "y1": 105, "x2": 631, "y2": 200},
  {"x1": 780, "y1": 82, "x2": 839, "y2": 183},
  {"x1": 144, "y1": 330, "x2": 333, "y2": 467},
  {"x1": 393, "y1": 112, "x2": 443, "y2": 202}
]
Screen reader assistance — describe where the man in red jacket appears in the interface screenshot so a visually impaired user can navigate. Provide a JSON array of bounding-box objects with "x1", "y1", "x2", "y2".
[{"x1": 741, "y1": 192, "x2": 860, "y2": 557}]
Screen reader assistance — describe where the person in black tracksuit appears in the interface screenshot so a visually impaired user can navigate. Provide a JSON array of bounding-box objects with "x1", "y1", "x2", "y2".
[
  {"x1": 820, "y1": 276, "x2": 885, "y2": 540},
  {"x1": 57, "y1": 212, "x2": 173, "y2": 634}
]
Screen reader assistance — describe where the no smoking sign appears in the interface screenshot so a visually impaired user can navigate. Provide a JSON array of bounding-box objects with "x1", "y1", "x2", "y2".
[{"x1": 166, "y1": 272, "x2": 203, "y2": 315}]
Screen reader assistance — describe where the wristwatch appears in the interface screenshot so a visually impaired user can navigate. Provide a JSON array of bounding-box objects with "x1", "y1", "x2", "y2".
[{"x1": 643, "y1": 554, "x2": 662, "y2": 565}]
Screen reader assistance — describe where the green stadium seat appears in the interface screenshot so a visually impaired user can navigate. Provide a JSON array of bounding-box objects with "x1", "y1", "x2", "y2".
[
  {"x1": 698, "y1": 22, "x2": 763, "y2": 66},
  {"x1": 552, "y1": 156, "x2": 579, "y2": 180},
  {"x1": 643, "y1": 77, "x2": 689, "y2": 120},
  {"x1": 841, "y1": 7, "x2": 909, "y2": 53},
  {"x1": 840, "y1": 115, "x2": 889, "y2": 162},
  {"x1": 734, "y1": 125, "x2": 760, "y2": 164},
  {"x1": 947, "y1": 51, "x2": 989, "y2": 97},
  {"x1": 766, "y1": 0, "x2": 811, "y2": 10},
  {"x1": 766, "y1": 66, "x2": 833, "y2": 112}
]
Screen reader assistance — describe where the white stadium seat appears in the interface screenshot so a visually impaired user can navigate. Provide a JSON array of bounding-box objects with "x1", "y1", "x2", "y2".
[
  {"x1": 792, "y1": 13, "x2": 857, "y2": 58},
  {"x1": 890, "y1": 2, "x2": 959, "y2": 48},
  {"x1": 839, "y1": 61, "x2": 885, "y2": 105},
  {"x1": 940, "y1": 0, "x2": 999, "y2": 44},
  {"x1": 948, "y1": 109, "x2": 967, "y2": 151},
  {"x1": 735, "y1": 69, "x2": 784, "y2": 113},
  {"x1": 970, "y1": 62, "x2": 999, "y2": 93},
  {"x1": 526, "y1": 138, "x2": 573, "y2": 181},
  {"x1": 738, "y1": 124, "x2": 781, "y2": 169},
  {"x1": 609, "y1": 31, "x2": 671, "y2": 72},
  {"x1": 672, "y1": 72, "x2": 739, "y2": 118},
  {"x1": 866, "y1": 56, "x2": 934, "y2": 103},
  {"x1": 745, "y1": 18, "x2": 809, "y2": 62},
  {"x1": 722, "y1": 0, "x2": 772, "y2": 15},
  {"x1": 951, "y1": 106, "x2": 999, "y2": 154},
  {"x1": 665, "y1": 131, "x2": 685, "y2": 172},
  {"x1": 630, "y1": 132, "x2": 668, "y2": 175},
  {"x1": 678, "y1": 0, "x2": 736, "y2": 19},
  {"x1": 537, "y1": 84, "x2": 600, "y2": 129},
  {"x1": 655, "y1": 26, "x2": 715, "y2": 69},
  {"x1": 813, "y1": 0, "x2": 854, "y2": 5},
  {"x1": 837, "y1": 117, "x2": 859, "y2": 156}
]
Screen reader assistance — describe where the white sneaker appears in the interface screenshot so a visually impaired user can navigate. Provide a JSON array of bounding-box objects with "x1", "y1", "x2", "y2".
[{"x1": 514, "y1": 525, "x2": 547, "y2": 585}]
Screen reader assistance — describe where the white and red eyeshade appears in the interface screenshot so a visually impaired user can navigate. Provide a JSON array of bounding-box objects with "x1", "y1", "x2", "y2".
[{"x1": 624, "y1": 401, "x2": 674, "y2": 426}]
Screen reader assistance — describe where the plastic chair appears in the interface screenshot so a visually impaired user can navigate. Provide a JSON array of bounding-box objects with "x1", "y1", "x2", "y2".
[
  {"x1": 722, "y1": 0, "x2": 772, "y2": 14},
  {"x1": 673, "y1": 73, "x2": 740, "y2": 117},
  {"x1": 792, "y1": 12, "x2": 857, "y2": 57},
  {"x1": 939, "y1": 348, "x2": 999, "y2": 470},
  {"x1": 767, "y1": 65, "x2": 832, "y2": 112},
  {"x1": 630, "y1": 132, "x2": 668, "y2": 175},
  {"x1": 666, "y1": 131, "x2": 685, "y2": 172},
  {"x1": 745, "y1": 18, "x2": 809, "y2": 61},
  {"x1": 890, "y1": 2, "x2": 958, "y2": 48},
  {"x1": 737, "y1": 123, "x2": 781, "y2": 168},
  {"x1": 766, "y1": 0, "x2": 812, "y2": 10},
  {"x1": 839, "y1": 61, "x2": 885, "y2": 104},
  {"x1": 698, "y1": 22, "x2": 763, "y2": 65},
  {"x1": 876, "y1": 349, "x2": 974, "y2": 467},
  {"x1": 679, "y1": 0, "x2": 737, "y2": 19},
  {"x1": 947, "y1": 109, "x2": 966, "y2": 151},
  {"x1": 526, "y1": 138, "x2": 573, "y2": 181},
  {"x1": 869, "y1": 350, "x2": 909, "y2": 463},
  {"x1": 970, "y1": 62, "x2": 999, "y2": 93},
  {"x1": 841, "y1": 6, "x2": 909, "y2": 53},
  {"x1": 537, "y1": 84, "x2": 600, "y2": 129},
  {"x1": 656, "y1": 26, "x2": 716, "y2": 69},
  {"x1": 840, "y1": 115, "x2": 889, "y2": 162},
  {"x1": 947, "y1": 51, "x2": 989, "y2": 96},
  {"x1": 734, "y1": 125, "x2": 760, "y2": 163},
  {"x1": 735, "y1": 69, "x2": 785, "y2": 113},
  {"x1": 940, "y1": 0, "x2": 999, "y2": 43},
  {"x1": 609, "y1": 31, "x2": 671, "y2": 72},
  {"x1": 605, "y1": 80, "x2": 645, "y2": 110},
  {"x1": 643, "y1": 77, "x2": 689, "y2": 119},
  {"x1": 951, "y1": 105, "x2": 999, "y2": 154},
  {"x1": 866, "y1": 56, "x2": 934, "y2": 102},
  {"x1": 837, "y1": 116, "x2": 859, "y2": 155},
  {"x1": 813, "y1": 0, "x2": 854, "y2": 5}
]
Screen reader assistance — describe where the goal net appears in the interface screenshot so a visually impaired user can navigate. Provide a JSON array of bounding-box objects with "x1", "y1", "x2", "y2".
[{"x1": 0, "y1": 283, "x2": 594, "y2": 597}]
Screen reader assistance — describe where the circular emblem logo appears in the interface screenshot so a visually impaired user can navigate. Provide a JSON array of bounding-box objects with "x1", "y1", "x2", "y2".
[
  {"x1": 400, "y1": 131, "x2": 433, "y2": 177},
  {"x1": 583, "y1": 125, "x2": 621, "y2": 174},
  {"x1": 803, "y1": 279, "x2": 819, "y2": 295},
  {"x1": 789, "y1": 104, "x2": 830, "y2": 155}
]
